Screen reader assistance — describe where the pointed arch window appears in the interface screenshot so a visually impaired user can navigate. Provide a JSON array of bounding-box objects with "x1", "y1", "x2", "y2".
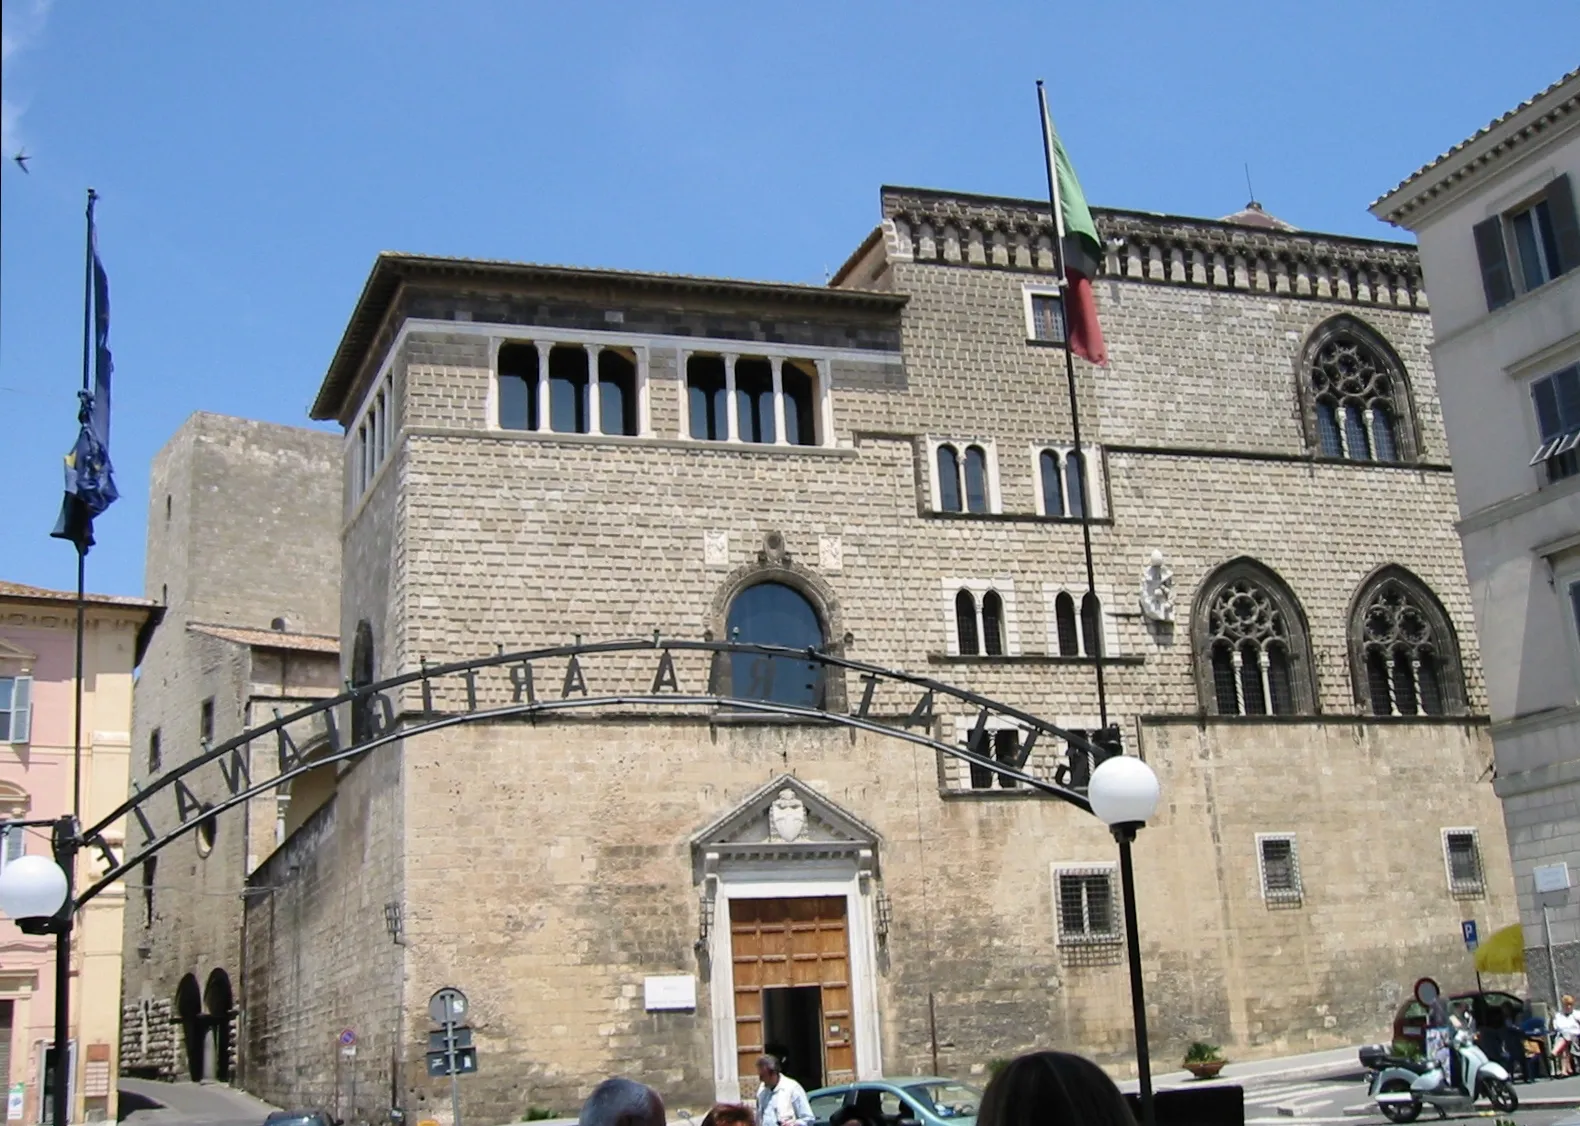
[
  {"x1": 955, "y1": 590, "x2": 980, "y2": 656},
  {"x1": 1349, "y1": 570, "x2": 1465, "y2": 717},
  {"x1": 1054, "y1": 592, "x2": 1079, "y2": 656},
  {"x1": 981, "y1": 591, "x2": 1006, "y2": 656},
  {"x1": 1195, "y1": 561, "x2": 1315, "y2": 716},
  {"x1": 1303, "y1": 318, "x2": 1417, "y2": 463}
]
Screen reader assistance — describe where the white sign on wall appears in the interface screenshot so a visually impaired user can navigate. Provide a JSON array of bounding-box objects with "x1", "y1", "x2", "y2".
[
  {"x1": 1534, "y1": 862, "x2": 1572, "y2": 894},
  {"x1": 643, "y1": 975, "x2": 698, "y2": 1012}
]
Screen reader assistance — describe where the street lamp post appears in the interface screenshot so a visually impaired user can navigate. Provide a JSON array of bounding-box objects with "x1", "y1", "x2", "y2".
[
  {"x1": 0, "y1": 817, "x2": 78, "y2": 1126},
  {"x1": 1087, "y1": 754, "x2": 1162, "y2": 1126}
]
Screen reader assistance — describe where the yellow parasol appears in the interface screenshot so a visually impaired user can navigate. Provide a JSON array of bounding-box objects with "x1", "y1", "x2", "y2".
[{"x1": 1474, "y1": 924, "x2": 1526, "y2": 974}]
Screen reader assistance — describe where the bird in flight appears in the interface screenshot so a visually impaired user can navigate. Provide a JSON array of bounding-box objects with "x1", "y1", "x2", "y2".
[{"x1": 13, "y1": 151, "x2": 29, "y2": 174}]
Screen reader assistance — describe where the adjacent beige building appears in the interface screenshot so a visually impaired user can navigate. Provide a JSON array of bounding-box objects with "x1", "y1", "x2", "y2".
[
  {"x1": 132, "y1": 187, "x2": 1517, "y2": 1123},
  {"x1": 1372, "y1": 70, "x2": 1580, "y2": 1002},
  {"x1": 1, "y1": 580, "x2": 158, "y2": 1123}
]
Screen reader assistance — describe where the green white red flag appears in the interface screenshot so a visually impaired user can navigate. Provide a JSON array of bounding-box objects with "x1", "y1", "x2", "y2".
[{"x1": 1039, "y1": 87, "x2": 1108, "y2": 366}]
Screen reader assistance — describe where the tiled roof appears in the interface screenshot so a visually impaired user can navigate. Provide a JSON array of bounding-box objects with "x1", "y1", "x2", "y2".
[
  {"x1": 1371, "y1": 69, "x2": 1580, "y2": 221},
  {"x1": 188, "y1": 622, "x2": 340, "y2": 655},
  {"x1": 1218, "y1": 202, "x2": 1296, "y2": 232},
  {"x1": 0, "y1": 580, "x2": 158, "y2": 611}
]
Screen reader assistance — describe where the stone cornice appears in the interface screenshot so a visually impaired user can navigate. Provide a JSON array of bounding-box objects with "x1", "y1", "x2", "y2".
[
  {"x1": 874, "y1": 186, "x2": 1428, "y2": 312},
  {"x1": 1371, "y1": 70, "x2": 1580, "y2": 229}
]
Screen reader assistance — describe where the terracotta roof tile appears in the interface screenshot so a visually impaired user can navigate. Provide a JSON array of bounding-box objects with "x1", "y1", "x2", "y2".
[
  {"x1": 0, "y1": 579, "x2": 158, "y2": 611},
  {"x1": 187, "y1": 622, "x2": 340, "y2": 655}
]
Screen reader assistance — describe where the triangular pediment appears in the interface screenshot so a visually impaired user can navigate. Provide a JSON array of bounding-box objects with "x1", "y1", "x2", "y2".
[
  {"x1": 692, "y1": 774, "x2": 880, "y2": 873},
  {"x1": 0, "y1": 638, "x2": 36, "y2": 667}
]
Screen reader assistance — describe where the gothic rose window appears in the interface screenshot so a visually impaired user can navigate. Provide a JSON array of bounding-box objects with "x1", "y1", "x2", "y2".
[
  {"x1": 1349, "y1": 570, "x2": 1464, "y2": 717},
  {"x1": 1304, "y1": 318, "x2": 1416, "y2": 463},
  {"x1": 1195, "y1": 562, "x2": 1314, "y2": 716}
]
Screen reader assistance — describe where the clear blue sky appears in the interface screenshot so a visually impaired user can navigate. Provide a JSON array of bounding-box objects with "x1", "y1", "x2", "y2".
[{"x1": 2, "y1": 0, "x2": 1574, "y2": 599}]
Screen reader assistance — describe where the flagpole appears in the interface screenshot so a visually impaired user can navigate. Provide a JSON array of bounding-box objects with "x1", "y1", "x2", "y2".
[
  {"x1": 72, "y1": 189, "x2": 98, "y2": 821},
  {"x1": 1035, "y1": 83, "x2": 1108, "y2": 731},
  {"x1": 1037, "y1": 83, "x2": 1154, "y2": 1126}
]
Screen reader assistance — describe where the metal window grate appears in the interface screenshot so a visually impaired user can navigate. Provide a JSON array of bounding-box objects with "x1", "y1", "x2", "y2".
[
  {"x1": 1030, "y1": 294, "x2": 1066, "y2": 343},
  {"x1": 1057, "y1": 869, "x2": 1119, "y2": 944},
  {"x1": 1444, "y1": 830, "x2": 1485, "y2": 897},
  {"x1": 1258, "y1": 835, "x2": 1302, "y2": 905}
]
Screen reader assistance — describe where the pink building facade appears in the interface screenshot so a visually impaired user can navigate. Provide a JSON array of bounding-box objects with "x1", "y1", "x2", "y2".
[{"x1": 0, "y1": 582, "x2": 157, "y2": 1124}]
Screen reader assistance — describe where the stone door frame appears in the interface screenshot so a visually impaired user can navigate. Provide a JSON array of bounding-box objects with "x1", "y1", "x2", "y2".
[{"x1": 707, "y1": 864, "x2": 883, "y2": 1103}]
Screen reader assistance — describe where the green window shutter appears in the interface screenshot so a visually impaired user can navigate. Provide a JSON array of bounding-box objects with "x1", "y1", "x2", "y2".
[
  {"x1": 8, "y1": 677, "x2": 30, "y2": 745},
  {"x1": 1473, "y1": 216, "x2": 1514, "y2": 310}
]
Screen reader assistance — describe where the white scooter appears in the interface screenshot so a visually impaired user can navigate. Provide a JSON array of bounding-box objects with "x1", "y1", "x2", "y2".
[{"x1": 1361, "y1": 1027, "x2": 1518, "y2": 1122}]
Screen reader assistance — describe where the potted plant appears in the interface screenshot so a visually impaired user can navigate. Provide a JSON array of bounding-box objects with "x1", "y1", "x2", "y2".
[{"x1": 1183, "y1": 1041, "x2": 1227, "y2": 1079}]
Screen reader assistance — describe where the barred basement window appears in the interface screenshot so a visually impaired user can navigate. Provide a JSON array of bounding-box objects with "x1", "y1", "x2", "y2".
[
  {"x1": 1057, "y1": 868, "x2": 1118, "y2": 943},
  {"x1": 1443, "y1": 829, "x2": 1485, "y2": 898},
  {"x1": 1257, "y1": 834, "x2": 1302, "y2": 904}
]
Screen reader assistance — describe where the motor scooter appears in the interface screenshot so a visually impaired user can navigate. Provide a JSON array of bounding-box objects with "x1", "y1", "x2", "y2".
[{"x1": 1361, "y1": 1028, "x2": 1518, "y2": 1122}]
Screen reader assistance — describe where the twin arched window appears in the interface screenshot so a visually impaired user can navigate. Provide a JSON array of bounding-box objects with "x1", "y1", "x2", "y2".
[
  {"x1": 1053, "y1": 591, "x2": 1103, "y2": 657},
  {"x1": 955, "y1": 589, "x2": 1006, "y2": 655},
  {"x1": 936, "y1": 443, "x2": 991, "y2": 513},
  {"x1": 1038, "y1": 449, "x2": 1088, "y2": 518},
  {"x1": 1303, "y1": 318, "x2": 1416, "y2": 463}
]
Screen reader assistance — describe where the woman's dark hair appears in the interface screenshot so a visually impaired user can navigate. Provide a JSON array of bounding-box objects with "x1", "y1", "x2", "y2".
[
  {"x1": 699, "y1": 1104, "x2": 755, "y2": 1126},
  {"x1": 976, "y1": 1051, "x2": 1135, "y2": 1126}
]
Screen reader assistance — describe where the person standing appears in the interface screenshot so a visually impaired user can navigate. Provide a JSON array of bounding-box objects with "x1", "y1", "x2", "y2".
[
  {"x1": 755, "y1": 1055, "x2": 814, "y2": 1126},
  {"x1": 1555, "y1": 995, "x2": 1580, "y2": 1076}
]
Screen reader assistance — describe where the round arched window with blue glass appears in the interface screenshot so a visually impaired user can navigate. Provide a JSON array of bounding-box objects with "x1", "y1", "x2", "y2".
[{"x1": 725, "y1": 582, "x2": 826, "y2": 708}]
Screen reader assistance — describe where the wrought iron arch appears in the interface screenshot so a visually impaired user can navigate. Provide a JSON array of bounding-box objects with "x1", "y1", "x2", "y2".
[
  {"x1": 1191, "y1": 557, "x2": 1319, "y2": 716},
  {"x1": 708, "y1": 531, "x2": 848, "y2": 710},
  {"x1": 60, "y1": 636, "x2": 1118, "y2": 912},
  {"x1": 1346, "y1": 565, "x2": 1467, "y2": 716},
  {"x1": 1295, "y1": 315, "x2": 1421, "y2": 463}
]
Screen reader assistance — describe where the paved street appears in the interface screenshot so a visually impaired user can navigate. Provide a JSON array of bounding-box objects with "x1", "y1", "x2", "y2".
[{"x1": 119, "y1": 1078, "x2": 278, "y2": 1126}]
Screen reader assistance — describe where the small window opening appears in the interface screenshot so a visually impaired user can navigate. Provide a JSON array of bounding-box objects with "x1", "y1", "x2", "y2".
[
  {"x1": 1030, "y1": 293, "x2": 1066, "y2": 343},
  {"x1": 548, "y1": 345, "x2": 590, "y2": 434},
  {"x1": 734, "y1": 358, "x2": 776, "y2": 444},
  {"x1": 1065, "y1": 452, "x2": 1086, "y2": 518},
  {"x1": 1040, "y1": 450, "x2": 1065, "y2": 517},
  {"x1": 142, "y1": 857, "x2": 157, "y2": 927},
  {"x1": 199, "y1": 698, "x2": 214, "y2": 745},
  {"x1": 1058, "y1": 872, "x2": 1116, "y2": 941},
  {"x1": 1055, "y1": 592, "x2": 1079, "y2": 657},
  {"x1": 1259, "y1": 836, "x2": 1301, "y2": 901},
  {"x1": 954, "y1": 590, "x2": 979, "y2": 656},
  {"x1": 936, "y1": 445, "x2": 962, "y2": 512},
  {"x1": 164, "y1": 494, "x2": 172, "y2": 521},
  {"x1": 1080, "y1": 592, "x2": 1102, "y2": 658},
  {"x1": 1444, "y1": 830, "x2": 1485, "y2": 896},
  {"x1": 963, "y1": 445, "x2": 989, "y2": 514},
  {"x1": 688, "y1": 355, "x2": 729, "y2": 441},
  {"x1": 982, "y1": 591, "x2": 1006, "y2": 656},
  {"x1": 992, "y1": 729, "x2": 1019, "y2": 788},
  {"x1": 598, "y1": 349, "x2": 639, "y2": 436},
  {"x1": 498, "y1": 343, "x2": 540, "y2": 431},
  {"x1": 782, "y1": 361, "x2": 818, "y2": 446},
  {"x1": 149, "y1": 728, "x2": 162, "y2": 774}
]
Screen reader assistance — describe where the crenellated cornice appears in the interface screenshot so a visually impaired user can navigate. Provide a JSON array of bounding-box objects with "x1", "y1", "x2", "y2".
[{"x1": 874, "y1": 186, "x2": 1428, "y2": 312}]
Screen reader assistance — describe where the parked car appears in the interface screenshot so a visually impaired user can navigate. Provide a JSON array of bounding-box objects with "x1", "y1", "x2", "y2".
[
  {"x1": 263, "y1": 1112, "x2": 340, "y2": 1126},
  {"x1": 807, "y1": 1077, "x2": 981, "y2": 1126},
  {"x1": 1392, "y1": 990, "x2": 1524, "y2": 1052}
]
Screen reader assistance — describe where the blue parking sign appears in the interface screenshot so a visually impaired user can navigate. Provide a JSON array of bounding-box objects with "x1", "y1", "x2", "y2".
[{"x1": 1462, "y1": 919, "x2": 1479, "y2": 950}]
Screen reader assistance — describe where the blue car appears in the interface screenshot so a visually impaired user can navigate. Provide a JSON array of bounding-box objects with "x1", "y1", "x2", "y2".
[{"x1": 806, "y1": 1077, "x2": 981, "y2": 1126}]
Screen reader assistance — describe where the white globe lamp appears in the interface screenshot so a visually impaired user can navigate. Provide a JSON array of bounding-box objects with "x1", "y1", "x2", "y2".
[
  {"x1": 0, "y1": 854, "x2": 69, "y2": 922},
  {"x1": 1087, "y1": 754, "x2": 1161, "y2": 830}
]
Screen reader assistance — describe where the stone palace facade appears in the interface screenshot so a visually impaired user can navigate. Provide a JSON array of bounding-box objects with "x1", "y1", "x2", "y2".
[{"x1": 125, "y1": 186, "x2": 1516, "y2": 1123}]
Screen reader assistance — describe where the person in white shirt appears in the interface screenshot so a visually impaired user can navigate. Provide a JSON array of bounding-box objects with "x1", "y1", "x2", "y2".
[
  {"x1": 1555, "y1": 995, "x2": 1580, "y2": 1076},
  {"x1": 755, "y1": 1055, "x2": 814, "y2": 1126}
]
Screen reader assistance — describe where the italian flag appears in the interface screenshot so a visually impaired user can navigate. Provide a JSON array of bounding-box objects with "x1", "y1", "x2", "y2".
[{"x1": 1040, "y1": 90, "x2": 1108, "y2": 366}]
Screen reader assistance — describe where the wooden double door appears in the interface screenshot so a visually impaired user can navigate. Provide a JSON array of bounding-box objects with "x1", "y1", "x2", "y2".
[{"x1": 731, "y1": 896, "x2": 854, "y2": 1092}]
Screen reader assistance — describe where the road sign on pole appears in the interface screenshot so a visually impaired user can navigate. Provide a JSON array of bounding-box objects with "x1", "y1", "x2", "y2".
[
  {"x1": 339, "y1": 1028, "x2": 357, "y2": 1047},
  {"x1": 1462, "y1": 920, "x2": 1479, "y2": 950}
]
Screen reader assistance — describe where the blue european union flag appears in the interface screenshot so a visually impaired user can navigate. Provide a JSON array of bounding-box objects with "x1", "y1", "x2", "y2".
[{"x1": 50, "y1": 224, "x2": 118, "y2": 554}]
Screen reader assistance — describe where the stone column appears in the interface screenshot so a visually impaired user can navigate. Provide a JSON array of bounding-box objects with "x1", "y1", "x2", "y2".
[
  {"x1": 1257, "y1": 650, "x2": 1273, "y2": 715},
  {"x1": 816, "y1": 359, "x2": 834, "y2": 448},
  {"x1": 535, "y1": 343, "x2": 552, "y2": 433},
  {"x1": 1231, "y1": 649, "x2": 1246, "y2": 716},
  {"x1": 585, "y1": 343, "x2": 602, "y2": 435},
  {"x1": 724, "y1": 353, "x2": 740, "y2": 442},
  {"x1": 771, "y1": 358, "x2": 788, "y2": 446}
]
